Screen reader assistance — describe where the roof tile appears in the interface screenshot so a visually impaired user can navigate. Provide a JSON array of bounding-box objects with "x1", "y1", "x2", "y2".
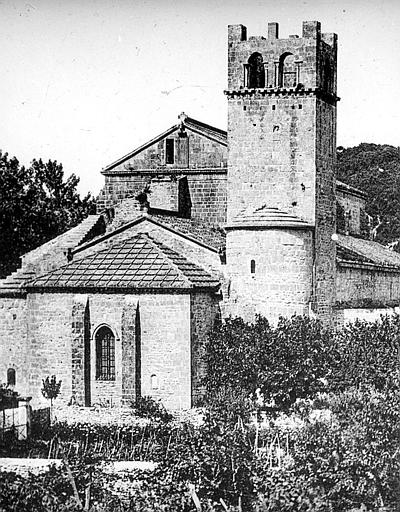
[{"x1": 28, "y1": 233, "x2": 220, "y2": 291}]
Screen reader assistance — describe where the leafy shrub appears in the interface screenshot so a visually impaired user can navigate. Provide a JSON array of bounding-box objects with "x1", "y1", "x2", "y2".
[
  {"x1": 131, "y1": 395, "x2": 173, "y2": 423},
  {"x1": 41, "y1": 375, "x2": 62, "y2": 406},
  {"x1": 0, "y1": 383, "x2": 19, "y2": 410},
  {"x1": 203, "y1": 386, "x2": 254, "y2": 426},
  {"x1": 330, "y1": 315, "x2": 400, "y2": 392},
  {"x1": 205, "y1": 314, "x2": 400, "y2": 410},
  {"x1": 205, "y1": 315, "x2": 333, "y2": 410}
]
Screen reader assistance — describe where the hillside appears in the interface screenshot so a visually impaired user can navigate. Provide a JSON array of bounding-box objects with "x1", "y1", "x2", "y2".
[{"x1": 337, "y1": 143, "x2": 400, "y2": 247}]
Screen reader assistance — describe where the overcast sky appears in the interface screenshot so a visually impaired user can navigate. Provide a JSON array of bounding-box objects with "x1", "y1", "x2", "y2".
[{"x1": 1, "y1": 0, "x2": 399, "y2": 196}]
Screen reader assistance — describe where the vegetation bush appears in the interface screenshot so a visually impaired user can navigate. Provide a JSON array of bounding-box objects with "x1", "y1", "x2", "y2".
[
  {"x1": 329, "y1": 316, "x2": 400, "y2": 392},
  {"x1": 205, "y1": 315, "x2": 334, "y2": 410},
  {"x1": 205, "y1": 314, "x2": 400, "y2": 408},
  {"x1": 131, "y1": 395, "x2": 173, "y2": 423},
  {"x1": 2, "y1": 314, "x2": 400, "y2": 511},
  {"x1": 0, "y1": 383, "x2": 19, "y2": 410}
]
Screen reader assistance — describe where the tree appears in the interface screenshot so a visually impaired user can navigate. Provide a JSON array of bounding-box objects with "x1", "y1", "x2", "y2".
[
  {"x1": 41, "y1": 375, "x2": 62, "y2": 424},
  {"x1": 0, "y1": 151, "x2": 96, "y2": 277},
  {"x1": 337, "y1": 143, "x2": 400, "y2": 248}
]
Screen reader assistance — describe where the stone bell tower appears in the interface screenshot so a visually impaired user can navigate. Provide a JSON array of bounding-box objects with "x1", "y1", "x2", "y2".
[{"x1": 224, "y1": 21, "x2": 338, "y2": 323}]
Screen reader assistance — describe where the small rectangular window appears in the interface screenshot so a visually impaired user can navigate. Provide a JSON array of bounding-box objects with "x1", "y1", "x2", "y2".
[{"x1": 165, "y1": 139, "x2": 174, "y2": 164}]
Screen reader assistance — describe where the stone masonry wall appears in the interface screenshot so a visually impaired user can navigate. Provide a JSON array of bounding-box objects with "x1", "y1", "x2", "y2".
[
  {"x1": 336, "y1": 264, "x2": 400, "y2": 308},
  {"x1": 1, "y1": 291, "x2": 196, "y2": 410},
  {"x1": 227, "y1": 94, "x2": 317, "y2": 223},
  {"x1": 106, "y1": 130, "x2": 227, "y2": 174},
  {"x1": 336, "y1": 306, "x2": 400, "y2": 325},
  {"x1": 25, "y1": 293, "x2": 74, "y2": 408},
  {"x1": 97, "y1": 171, "x2": 227, "y2": 227},
  {"x1": 0, "y1": 298, "x2": 28, "y2": 395},
  {"x1": 224, "y1": 229, "x2": 313, "y2": 323},
  {"x1": 97, "y1": 128, "x2": 228, "y2": 226},
  {"x1": 314, "y1": 98, "x2": 336, "y2": 322},
  {"x1": 190, "y1": 292, "x2": 220, "y2": 405},
  {"x1": 336, "y1": 189, "x2": 366, "y2": 236}
]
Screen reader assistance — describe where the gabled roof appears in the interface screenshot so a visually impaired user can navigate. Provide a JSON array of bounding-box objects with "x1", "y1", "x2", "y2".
[
  {"x1": 150, "y1": 213, "x2": 226, "y2": 251},
  {"x1": 73, "y1": 211, "x2": 226, "y2": 257},
  {"x1": 0, "y1": 215, "x2": 105, "y2": 296},
  {"x1": 28, "y1": 233, "x2": 220, "y2": 292},
  {"x1": 103, "y1": 113, "x2": 227, "y2": 173},
  {"x1": 337, "y1": 234, "x2": 400, "y2": 269},
  {"x1": 225, "y1": 205, "x2": 312, "y2": 230},
  {"x1": 23, "y1": 215, "x2": 104, "y2": 259}
]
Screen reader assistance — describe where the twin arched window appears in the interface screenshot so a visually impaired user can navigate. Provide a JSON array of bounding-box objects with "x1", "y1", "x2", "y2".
[
  {"x1": 246, "y1": 52, "x2": 300, "y2": 89},
  {"x1": 95, "y1": 326, "x2": 115, "y2": 381}
]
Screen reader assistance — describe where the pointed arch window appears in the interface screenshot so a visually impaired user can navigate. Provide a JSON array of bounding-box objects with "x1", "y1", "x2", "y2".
[
  {"x1": 246, "y1": 52, "x2": 265, "y2": 88},
  {"x1": 95, "y1": 326, "x2": 115, "y2": 381}
]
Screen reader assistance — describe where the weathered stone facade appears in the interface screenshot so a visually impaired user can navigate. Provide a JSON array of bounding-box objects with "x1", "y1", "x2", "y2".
[
  {"x1": 1, "y1": 19, "x2": 400, "y2": 409},
  {"x1": 225, "y1": 20, "x2": 337, "y2": 323}
]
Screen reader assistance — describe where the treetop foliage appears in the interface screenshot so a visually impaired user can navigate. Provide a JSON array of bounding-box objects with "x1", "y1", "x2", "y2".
[
  {"x1": 205, "y1": 314, "x2": 400, "y2": 410},
  {"x1": 0, "y1": 151, "x2": 96, "y2": 277},
  {"x1": 337, "y1": 143, "x2": 400, "y2": 246}
]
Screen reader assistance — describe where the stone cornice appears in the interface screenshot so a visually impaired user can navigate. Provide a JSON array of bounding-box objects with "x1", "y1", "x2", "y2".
[
  {"x1": 101, "y1": 167, "x2": 228, "y2": 176},
  {"x1": 337, "y1": 258, "x2": 400, "y2": 273},
  {"x1": 335, "y1": 298, "x2": 400, "y2": 310},
  {"x1": 224, "y1": 86, "x2": 340, "y2": 105}
]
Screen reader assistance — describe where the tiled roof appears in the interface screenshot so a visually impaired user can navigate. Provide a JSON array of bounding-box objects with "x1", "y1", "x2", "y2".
[
  {"x1": 226, "y1": 205, "x2": 312, "y2": 230},
  {"x1": 150, "y1": 213, "x2": 226, "y2": 250},
  {"x1": 336, "y1": 180, "x2": 367, "y2": 199},
  {"x1": 28, "y1": 233, "x2": 220, "y2": 291},
  {"x1": 0, "y1": 215, "x2": 104, "y2": 295},
  {"x1": 23, "y1": 215, "x2": 103, "y2": 259},
  {"x1": 183, "y1": 116, "x2": 227, "y2": 145},
  {"x1": 337, "y1": 234, "x2": 400, "y2": 268}
]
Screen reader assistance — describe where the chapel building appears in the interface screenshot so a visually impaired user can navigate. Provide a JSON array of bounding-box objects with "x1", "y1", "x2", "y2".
[{"x1": 1, "y1": 21, "x2": 400, "y2": 409}]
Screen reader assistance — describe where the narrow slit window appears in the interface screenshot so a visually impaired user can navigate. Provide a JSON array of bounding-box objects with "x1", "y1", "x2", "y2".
[
  {"x1": 165, "y1": 139, "x2": 175, "y2": 164},
  {"x1": 151, "y1": 374, "x2": 159, "y2": 389},
  {"x1": 7, "y1": 368, "x2": 16, "y2": 387},
  {"x1": 250, "y1": 260, "x2": 256, "y2": 274}
]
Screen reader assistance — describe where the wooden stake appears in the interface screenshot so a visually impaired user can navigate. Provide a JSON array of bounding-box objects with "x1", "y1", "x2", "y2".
[{"x1": 63, "y1": 458, "x2": 82, "y2": 509}]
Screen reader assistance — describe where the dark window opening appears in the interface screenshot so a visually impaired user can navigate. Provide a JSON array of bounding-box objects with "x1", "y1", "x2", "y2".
[
  {"x1": 299, "y1": 104, "x2": 302, "y2": 109},
  {"x1": 278, "y1": 52, "x2": 297, "y2": 87},
  {"x1": 96, "y1": 326, "x2": 115, "y2": 381},
  {"x1": 165, "y1": 139, "x2": 174, "y2": 164},
  {"x1": 323, "y1": 58, "x2": 333, "y2": 94},
  {"x1": 7, "y1": 368, "x2": 16, "y2": 387},
  {"x1": 272, "y1": 105, "x2": 276, "y2": 110},
  {"x1": 250, "y1": 259, "x2": 256, "y2": 274},
  {"x1": 247, "y1": 52, "x2": 265, "y2": 88}
]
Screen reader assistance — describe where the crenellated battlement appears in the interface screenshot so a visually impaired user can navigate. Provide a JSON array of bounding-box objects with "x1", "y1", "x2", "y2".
[
  {"x1": 228, "y1": 21, "x2": 335, "y2": 44},
  {"x1": 228, "y1": 21, "x2": 337, "y2": 94}
]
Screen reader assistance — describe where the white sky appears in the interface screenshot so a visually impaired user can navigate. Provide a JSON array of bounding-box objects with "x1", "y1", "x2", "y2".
[{"x1": 1, "y1": 0, "x2": 399, "y2": 196}]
